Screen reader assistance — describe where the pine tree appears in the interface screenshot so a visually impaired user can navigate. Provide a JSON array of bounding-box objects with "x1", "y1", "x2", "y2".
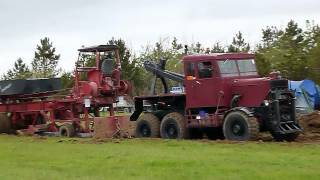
[
  {"x1": 31, "y1": 37, "x2": 60, "y2": 78},
  {"x1": 261, "y1": 26, "x2": 283, "y2": 47},
  {"x1": 2, "y1": 58, "x2": 31, "y2": 80},
  {"x1": 255, "y1": 20, "x2": 311, "y2": 80},
  {"x1": 228, "y1": 31, "x2": 250, "y2": 52},
  {"x1": 211, "y1": 42, "x2": 225, "y2": 53},
  {"x1": 108, "y1": 38, "x2": 145, "y2": 96}
]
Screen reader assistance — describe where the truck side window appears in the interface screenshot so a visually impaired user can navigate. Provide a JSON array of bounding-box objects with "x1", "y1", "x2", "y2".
[
  {"x1": 198, "y1": 62, "x2": 213, "y2": 78},
  {"x1": 186, "y1": 62, "x2": 195, "y2": 76}
]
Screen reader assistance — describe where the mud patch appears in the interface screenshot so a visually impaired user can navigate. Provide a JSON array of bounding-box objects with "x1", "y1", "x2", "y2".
[
  {"x1": 93, "y1": 116, "x2": 135, "y2": 139},
  {"x1": 296, "y1": 111, "x2": 320, "y2": 142}
]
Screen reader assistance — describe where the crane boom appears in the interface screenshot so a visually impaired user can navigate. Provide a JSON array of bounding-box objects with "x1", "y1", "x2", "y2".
[{"x1": 144, "y1": 59, "x2": 184, "y2": 83}]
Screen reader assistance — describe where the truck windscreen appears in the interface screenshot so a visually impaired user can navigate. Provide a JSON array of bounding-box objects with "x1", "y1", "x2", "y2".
[{"x1": 218, "y1": 59, "x2": 258, "y2": 77}]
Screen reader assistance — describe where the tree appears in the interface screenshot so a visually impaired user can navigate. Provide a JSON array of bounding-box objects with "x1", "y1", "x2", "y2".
[
  {"x1": 138, "y1": 38, "x2": 186, "y2": 95},
  {"x1": 211, "y1": 42, "x2": 225, "y2": 53},
  {"x1": 255, "y1": 26, "x2": 283, "y2": 76},
  {"x1": 261, "y1": 26, "x2": 283, "y2": 48},
  {"x1": 171, "y1": 37, "x2": 183, "y2": 50},
  {"x1": 255, "y1": 20, "x2": 318, "y2": 80},
  {"x1": 108, "y1": 38, "x2": 145, "y2": 96},
  {"x1": 228, "y1": 31, "x2": 250, "y2": 52},
  {"x1": 306, "y1": 21, "x2": 320, "y2": 83},
  {"x1": 60, "y1": 71, "x2": 74, "y2": 89},
  {"x1": 31, "y1": 37, "x2": 60, "y2": 78},
  {"x1": 2, "y1": 58, "x2": 32, "y2": 80}
]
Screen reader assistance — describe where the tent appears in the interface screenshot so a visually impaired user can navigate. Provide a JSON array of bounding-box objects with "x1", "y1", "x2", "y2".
[{"x1": 288, "y1": 79, "x2": 320, "y2": 113}]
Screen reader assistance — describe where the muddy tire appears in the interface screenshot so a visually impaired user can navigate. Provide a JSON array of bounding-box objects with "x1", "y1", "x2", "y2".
[
  {"x1": 59, "y1": 124, "x2": 75, "y2": 137},
  {"x1": 160, "y1": 112, "x2": 188, "y2": 139},
  {"x1": 223, "y1": 111, "x2": 259, "y2": 141},
  {"x1": 0, "y1": 113, "x2": 11, "y2": 134},
  {"x1": 271, "y1": 132, "x2": 299, "y2": 142},
  {"x1": 135, "y1": 113, "x2": 160, "y2": 138}
]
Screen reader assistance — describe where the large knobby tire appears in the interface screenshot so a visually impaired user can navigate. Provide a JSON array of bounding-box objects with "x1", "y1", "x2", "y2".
[
  {"x1": 135, "y1": 113, "x2": 160, "y2": 138},
  {"x1": 59, "y1": 123, "x2": 75, "y2": 137},
  {"x1": 0, "y1": 113, "x2": 11, "y2": 134},
  {"x1": 160, "y1": 112, "x2": 188, "y2": 139},
  {"x1": 223, "y1": 111, "x2": 259, "y2": 141},
  {"x1": 271, "y1": 132, "x2": 299, "y2": 142}
]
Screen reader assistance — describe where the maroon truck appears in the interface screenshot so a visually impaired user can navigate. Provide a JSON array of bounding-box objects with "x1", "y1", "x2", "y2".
[{"x1": 130, "y1": 53, "x2": 302, "y2": 141}]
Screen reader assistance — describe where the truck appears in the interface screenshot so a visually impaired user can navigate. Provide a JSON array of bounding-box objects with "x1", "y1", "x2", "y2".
[{"x1": 130, "y1": 53, "x2": 302, "y2": 141}]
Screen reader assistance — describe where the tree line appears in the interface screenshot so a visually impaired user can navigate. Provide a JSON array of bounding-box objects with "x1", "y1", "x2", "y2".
[{"x1": 3, "y1": 20, "x2": 320, "y2": 96}]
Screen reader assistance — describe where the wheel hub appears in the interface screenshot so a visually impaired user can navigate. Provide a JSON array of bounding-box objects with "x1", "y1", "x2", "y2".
[
  {"x1": 166, "y1": 123, "x2": 177, "y2": 138},
  {"x1": 140, "y1": 124, "x2": 151, "y2": 137},
  {"x1": 231, "y1": 121, "x2": 245, "y2": 136},
  {"x1": 232, "y1": 124, "x2": 241, "y2": 134}
]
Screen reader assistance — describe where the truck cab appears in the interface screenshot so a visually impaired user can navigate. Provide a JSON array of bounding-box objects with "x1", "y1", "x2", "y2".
[{"x1": 183, "y1": 53, "x2": 260, "y2": 108}]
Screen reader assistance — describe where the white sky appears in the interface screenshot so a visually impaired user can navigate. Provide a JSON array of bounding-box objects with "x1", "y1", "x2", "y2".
[{"x1": 0, "y1": 0, "x2": 320, "y2": 73}]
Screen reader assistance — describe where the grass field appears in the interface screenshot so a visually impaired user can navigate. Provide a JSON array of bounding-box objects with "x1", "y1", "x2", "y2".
[{"x1": 0, "y1": 135, "x2": 320, "y2": 180}]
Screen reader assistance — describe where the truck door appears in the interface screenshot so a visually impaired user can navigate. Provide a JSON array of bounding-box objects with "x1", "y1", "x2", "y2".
[{"x1": 185, "y1": 61, "x2": 220, "y2": 108}]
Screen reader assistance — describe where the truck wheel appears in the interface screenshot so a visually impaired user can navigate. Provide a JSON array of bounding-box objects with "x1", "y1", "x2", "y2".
[
  {"x1": 0, "y1": 113, "x2": 11, "y2": 134},
  {"x1": 223, "y1": 111, "x2": 259, "y2": 141},
  {"x1": 59, "y1": 124, "x2": 75, "y2": 137},
  {"x1": 135, "y1": 113, "x2": 160, "y2": 138},
  {"x1": 160, "y1": 112, "x2": 188, "y2": 139},
  {"x1": 271, "y1": 132, "x2": 299, "y2": 142}
]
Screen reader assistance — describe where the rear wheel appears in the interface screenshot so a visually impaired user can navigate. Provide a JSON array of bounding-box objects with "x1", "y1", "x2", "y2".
[
  {"x1": 223, "y1": 111, "x2": 259, "y2": 141},
  {"x1": 160, "y1": 112, "x2": 188, "y2": 139},
  {"x1": 135, "y1": 113, "x2": 160, "y2": 138},
  {"x1": 0, "y1": 113, "x2": 12, "y2": 134},
  {"x1": 59, "y1": 123, "x2": 75, "y2": 137}
]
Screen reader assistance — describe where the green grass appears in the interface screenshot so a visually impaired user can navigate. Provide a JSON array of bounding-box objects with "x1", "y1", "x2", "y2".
[{"x1": 0, "y1": 135, "x2": 319, "y2": 180}]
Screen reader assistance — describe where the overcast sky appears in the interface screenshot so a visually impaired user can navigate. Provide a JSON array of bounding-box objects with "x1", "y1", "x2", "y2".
[{"x1": 0, "y1": 0, "x2": 320, "y2": 73}]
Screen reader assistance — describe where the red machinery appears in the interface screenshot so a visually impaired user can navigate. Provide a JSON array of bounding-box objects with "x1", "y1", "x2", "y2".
[
  {"x1": 0, "y1": 45, "x2": 130, "y2": 136},
  {"x1": 131, "y1": 53, "x2": 302, "y2": 141}
]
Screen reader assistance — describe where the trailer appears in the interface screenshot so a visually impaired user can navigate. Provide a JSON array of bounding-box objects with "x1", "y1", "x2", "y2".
[{"x1": 0, "y1": 45, "x2": 131, "y2": 137}]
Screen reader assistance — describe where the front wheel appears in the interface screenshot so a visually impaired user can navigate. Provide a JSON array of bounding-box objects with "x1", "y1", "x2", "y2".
[
  {"x1": 223, "y1": 111, "x2": 259, "y2": 141},
  {"x1": 160, "y1": 112, "x2": 188, "y2": 139}
]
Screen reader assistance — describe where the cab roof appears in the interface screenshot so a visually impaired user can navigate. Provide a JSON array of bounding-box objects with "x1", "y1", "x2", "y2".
[
  {"x1": 78, "y1": 45, "x2": 119, "y2": 52},
  {"x1": 182, "y1": 53, "x2": 254, "y2": 61}
]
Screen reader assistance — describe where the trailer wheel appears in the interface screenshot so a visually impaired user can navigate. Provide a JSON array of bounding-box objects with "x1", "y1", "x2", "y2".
[
  {"x1": 160, "y1": 112, "x2": 188, "y2": 139},
  {"x1": 135, "y1": 113, "x2": 160, "y2": 138},
  {"x1": 271, "y1": 132, "x2": 299, "y2": 142},
  {"x1": 0, "y1": 113, "x2": 11, "y2": 134},
  {"x1": 59, "y1": 124, "x2": 75, "y2": 137},
  {"x1": 223, "y1": 111, "x2": 259, "y2": 141}
]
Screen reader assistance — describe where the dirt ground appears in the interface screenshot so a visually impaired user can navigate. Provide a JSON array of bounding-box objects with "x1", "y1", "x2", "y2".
[{"x1": 296, "y1": 111, "x2": 320, "y2": 143}]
